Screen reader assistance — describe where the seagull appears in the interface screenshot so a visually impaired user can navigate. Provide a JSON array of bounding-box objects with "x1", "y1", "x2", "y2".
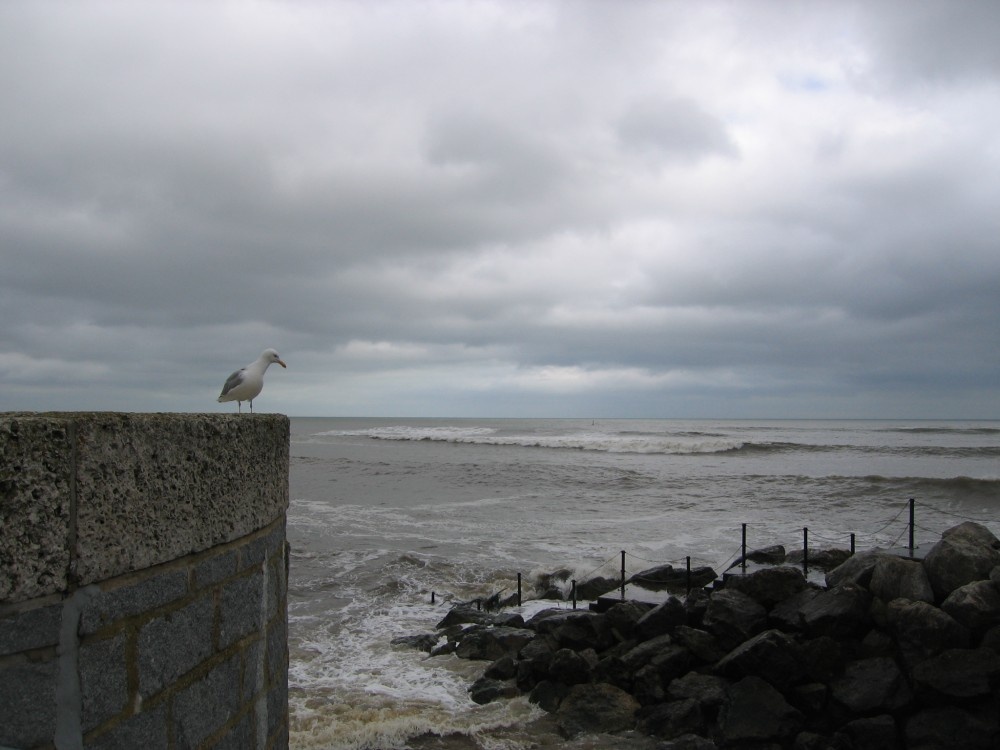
[{"x1": 217, "y1": 348, "x2": 287, "y2": 413}]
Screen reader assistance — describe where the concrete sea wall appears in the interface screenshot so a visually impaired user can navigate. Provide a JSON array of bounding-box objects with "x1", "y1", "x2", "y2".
[{"x1": 0, "y1": 412, "x2": 290, "y2": 750}]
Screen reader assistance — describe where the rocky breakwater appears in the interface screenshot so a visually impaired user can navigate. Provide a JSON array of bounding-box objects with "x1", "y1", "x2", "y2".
[{"x1": 393, "y1": 522, "x2": 1000, "y2": 749}]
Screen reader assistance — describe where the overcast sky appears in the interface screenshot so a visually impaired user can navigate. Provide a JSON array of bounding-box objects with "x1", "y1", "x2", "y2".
[{"x1": 2, "y1": 1, "x2": 999, "y2": 418}]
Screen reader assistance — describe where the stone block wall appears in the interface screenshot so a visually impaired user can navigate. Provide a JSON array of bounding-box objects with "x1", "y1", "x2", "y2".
[{"x1": 0, "y1": 413, "x2": 290, "y2": 750}]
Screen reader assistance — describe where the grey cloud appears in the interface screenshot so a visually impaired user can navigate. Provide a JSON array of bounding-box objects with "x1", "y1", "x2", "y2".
[{"x1": 617, "y1": 97, "x2": 738, "y2": 162}]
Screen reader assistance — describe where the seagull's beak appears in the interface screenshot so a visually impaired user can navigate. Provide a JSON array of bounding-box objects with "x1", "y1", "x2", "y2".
[{"x1": 278, "y1": 359, "x2": 287, "y2": 368}]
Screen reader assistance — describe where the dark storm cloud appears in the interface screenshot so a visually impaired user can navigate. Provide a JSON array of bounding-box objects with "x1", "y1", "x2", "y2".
[{"x1": 0, "y1": 0, "x2": 998, "y2": 417}]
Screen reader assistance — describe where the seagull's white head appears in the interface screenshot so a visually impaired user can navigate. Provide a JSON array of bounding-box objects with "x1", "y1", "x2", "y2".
[{"x1": 262, "y1": 348, "x2": 287, "y2": 368}]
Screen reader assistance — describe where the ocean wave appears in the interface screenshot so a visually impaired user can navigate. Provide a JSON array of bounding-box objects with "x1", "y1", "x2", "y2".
[{"x1": 317, "y1": 426, "x2": 753, "y2": 455}]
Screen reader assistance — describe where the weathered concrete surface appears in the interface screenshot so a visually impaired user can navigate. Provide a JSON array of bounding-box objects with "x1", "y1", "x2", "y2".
[{"x1": 1, "y1": 412, "x2": 289, "y2": 604}]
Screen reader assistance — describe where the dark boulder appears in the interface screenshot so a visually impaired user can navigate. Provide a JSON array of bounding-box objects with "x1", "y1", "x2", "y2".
[
  {"x1": 770, "y1": 587, "x2": 822, "y2": 631},
  {"x1": 528, "y1": 609, "x2": 613, "y2": 651},
  {"x1": 869, "y1": 555, "x2": 934, "y2": 604},
  {"x1": 454, "y1": 625, "x2": 535, "y2": 661},
  {"x1": 603, "y1": 600, "x2": 653, "y2": 641},
  {"x1": 716, "y1": 675, "x2": 804, "y2": 746},
  {"x1": 715, "y1": 628, "x2": 805, "y2": 690},
  {"x1": 635, "y1": 596, "x2": 687, "y2": 640},
  {"x1": 829, "y1": 657, "x2": 913, "y2": 714},
  {"x1": 436, "y1": 606, "x2": 523, "y2": 629},
  {"x1": 787, "y1": 548, "x2": 852, "y2": 572},
  {"x1": 941, "y1": 580, "x2": 1000, "y2": 637},
  {"x1": 666, "y1": 671, "x2": 729, "y2": 711},
  {"x1": 724, "y1": 566, "x2": 808, "y2": 609},
  {"x1": 468, "y1": 676, "x2": 518, "y2": 705},
  {"x1": 904, "y1": 705, "x2": 999, "y2": 750},
  {"x1": 799, "y1": 583, "x2": 872, "y2": 638},
  {"x1": 556, "y1": 682, "x2": 640, "y2": 738},
  {"x1": 390, "y1": 633, "x2": 438, "y2": 652},
  {"x1": 837, "y1": 714, "x2": 899, "y2": 750},
  {"x1": 922, "y1": 522, "x2": 1000, "y2": 602},
  {"x1": 702, "y1": 589, "x2": 768, "y2": 649},
  {"x1": 528, "y1": 679, "x2": 569, "y2": 713},
  {"x1": 883, "y1": 598, "x2": 969, "y2": 666},
  {"x1": 548, "y1": 647, "x2": 594, "y2": 685},
  {"x1": 576, "y1": 575, "x2": 621, "y2": 600},
  {"x1": 629, "y1": 564, "x2": 717, "y2": 592},
  {"x1": 672, "y1": 625, "x2": 727, "y2": 664},
  {"x1": 483, "y1": 654, "x2": 517, "y2": 680},
  {"x1": 637, "y1": 699, "x2": 705, "y2": 740},
  {"x1": 825, "y1": 550, "x2": 884, "y2": 589},
  {"x1": 910, "y1": 647, "x2": 1000, "y2": 699}
]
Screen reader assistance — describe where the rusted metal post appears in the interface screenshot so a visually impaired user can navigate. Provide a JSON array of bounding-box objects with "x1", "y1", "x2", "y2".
[
  {"x1": 572, "y1": 579, "x2": 577, "y2": 610},
  {"x1": 620, "y1": 550, "x2": 626, "y2": 600},
  {"x1": 850, "y1": 533, "x2": 856, "y2": 555},
  {"x1": 908, "y1": 498, "x2": 915, "y2": 554},
  {"x1": 741, "y1": 524, "x2": 747, "y2": 572},
  {"x1": 431, "y1": 591, "x2": 435, "y2": 604},
  {"x1": 686, "y1": 556, "x2": 691, "y2": 594},
  {"x1": 803, "y1": 527, "x2": 809, "y2": 575},
  {"x1": 517, "y1": 572, "x2": 522, "y2": 607}
]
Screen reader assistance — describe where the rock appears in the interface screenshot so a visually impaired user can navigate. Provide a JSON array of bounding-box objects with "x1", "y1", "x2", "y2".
[
  {"x1": 630, "y1": 564, "x2": 717, "y2": 592},
  {"x1": 702, "y1": 589, "x2": 768, "y2": 648},
  {"x1": 633, "y1": 663, "x2": 666, "y2": 705},
  {"x1": 799, "y1": 583, "x2": 872, "y2": 638},
  {"x1": 635, "y1": 596, "x2": 687, "y2": 640},
  {"x1": 788, "y1": 682, "x2": 827, "y2": 717},
  {"x1": 910, "y1": 647, "x2": 1000, "y2": 699},
  {"x1": 800, "y1": 635, "x2": 851, "y2": 683},
  {"x1": 715, "y1": 628, "x2": 805, "y2": 690},
  {"x1": 716, "y1": 675, "x2": 804, "y2": 746},
  {"x1": 390, "y1": 633, "x2": 438, "y2": 652},
  {"x1": 770, "y1": 588, "x2": 822, "y2": 631},
  {"x1": 672, "y1": 625, "x2": 726, "y2": 664},
  {"x1": 787, "y1": 548, "x2": 852, "y2": 572},
  {"x1": 454, "y1": 625, "x2": 535, "y2": 661},
  {"x1": 941, "y1": 580, "x2": 1000, "y2": 636},
  {"x1": 620, "y1": 634, "x2": 690, "y2": 683},
  {"x1": 829, "y1": 657, "x2": 913, "y2": 714},
  {"x1": 529, "y1": 679, "x2": 569, "y2": 713},
  {"x1": 657, "y1": 733, "x2": 719, "y2": 750},
  {"x1": 548, "y1": 647, "x2": 593, "y2": 685},
  {"x1": 667, "y1": 671, "x2": 728, "y2": 709},
  {"x1": 556, "y1": 683, "x2": 640, "y2": 738},
  {"x1": 528, "y1": 609, "x2": 613, "y2": 651},
  {"x1": 904, "y1": 706, "x2": 999, "y2": 750},
  {"x1": 603, "y1": 600, "x2": 653, "y2": 641},
  {"x1": 922, "y1": 522, "x2": 1000, "y2": 601},
  {"x1": 825, "y1": 550, "x2": 884, "y2": 589},
  {"x1": 869, "y1": 555, "x2": 935, "y2": 604},
  {"x1": 637, "y1": 698, "x2": 705, "y2": 740},
  {"x1": 576, "y1": 575, "x2": 621, "y2": 600},
  {"x1": 883, "y1": 598, "x2": 969, "y2": 665},
  {"x1": 468, "y1": 676, "x2": 518, "y2": 705},
  {"x1": 436, "y1": 606, "x2": 521, "y2": 629},
  {"x1": 724, "y1": 566, "x2": 808, "y2": 608},
  {"x1": 484, "y1": 654, "x2": 517, "y2": 680},
  {"x1": 837, "y1": 714, "x2": 899, "y2": 750},
  {"x1": 792, "y1": 731, "x2": 850, "y2": 750},
  {"x1": 748, "y1": 544, "x2": 787, "y2": 564}
]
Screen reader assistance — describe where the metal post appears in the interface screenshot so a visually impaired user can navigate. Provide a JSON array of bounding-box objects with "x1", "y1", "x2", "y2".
[
  {"x1": 803, "y1": 527, "x2": 809, "y2": 575},
  {"x1": 741, "y1": 523, "x2": 747, "y2": 572},
  {"x1": 620, "y1": 550, "x2": 626, "y2": 600},
  {"x1": 908, "y1": 498, "x2": 915, "y2": 554},
  {"x1": 476, "y1": 598, "x2": 481, "y2": 611},
  {"x1": 431, "y1": 591, "x2": 435, "y2": 604},
  {"x1": 572, "y1": 579, "x2": 577, "y2": 610},
  {"x1": 517, "y1": 572, "x2": 522, "y2": 607},
  {"x1": 686, "y1": 556, "x2": 691, "y2": 594},
  {"x1": 850, "y1": 533, "x2": 856, "y2": 555}
]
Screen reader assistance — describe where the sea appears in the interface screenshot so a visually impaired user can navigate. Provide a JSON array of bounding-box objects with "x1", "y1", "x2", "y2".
[{"x1": 285, "y1": 418, "x2": 1000, "y2": 750}]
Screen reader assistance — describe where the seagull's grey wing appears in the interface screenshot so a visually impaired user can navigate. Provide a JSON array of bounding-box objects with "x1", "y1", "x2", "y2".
[{"x1": 219, "y1": 368, "x2": 246, "y2": 397}]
